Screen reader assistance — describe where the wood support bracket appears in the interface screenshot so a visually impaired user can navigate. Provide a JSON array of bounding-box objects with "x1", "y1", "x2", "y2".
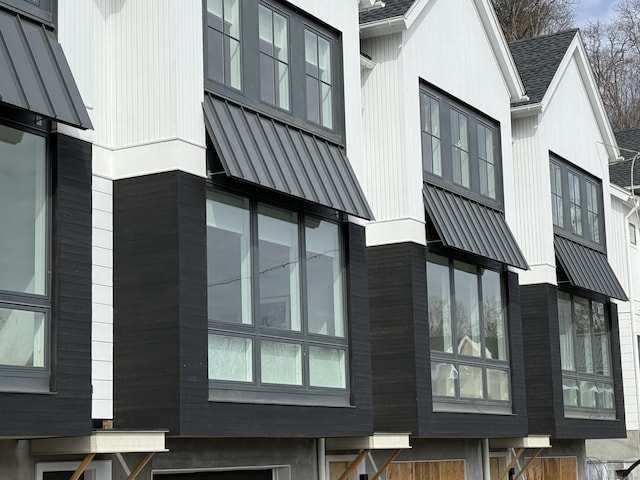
[
  {"x1": 127, "y1": 452, "x2": 156, "y2": 480},
  {"x1": 337, "y1": 449, "x2": 371, "y2": 480},
  {"x1": 513, "y1": 448, "x2": 543, "y2": 480},
  {"x1": 498, "y1": 448, "x2": 525, "y2": 480},
  {"x1": 70, "y1": 453, "x2": 96, "y2": 480},
  {"x1": 371, "y1": 449, "x2": 402, "y2": 480}
]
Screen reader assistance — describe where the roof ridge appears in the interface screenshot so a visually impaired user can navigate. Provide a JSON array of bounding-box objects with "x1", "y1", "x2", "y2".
[{"x1": 508, "y1": 28, "x2": 578, "y2": 45}]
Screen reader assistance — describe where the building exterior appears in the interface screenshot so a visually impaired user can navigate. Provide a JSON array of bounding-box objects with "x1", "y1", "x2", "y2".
[{"x1": 0, "y1": 0, "x2": 636, "y2": 479}]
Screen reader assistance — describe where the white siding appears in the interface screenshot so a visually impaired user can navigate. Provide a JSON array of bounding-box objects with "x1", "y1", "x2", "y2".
[{"x1": 92, "y1": 175, "x2": 113, "y2": 420}]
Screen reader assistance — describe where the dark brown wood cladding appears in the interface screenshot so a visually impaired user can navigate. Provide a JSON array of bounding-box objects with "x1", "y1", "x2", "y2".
[
  {"x1": 114, "y1": 171, "x2": 373, "y2": 437},
  {"x1": 368, "y1": 242, "x2": 528, "y2": 438},
  {"x1": 0, "y1": 133, "x2": 93, "y2": 436}
]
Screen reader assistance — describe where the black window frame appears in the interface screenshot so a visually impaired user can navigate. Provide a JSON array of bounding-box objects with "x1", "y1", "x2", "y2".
[
  {"x1": 557, "y1": 289, "x2": 616, "y2": 420},
  {"x1": 550, "y1": 154, "x2": 605, "y2": 250},
  {"x1": 205, "y1": 184, "x2": 351, "y2": 407},
  {"x1": 0, "y1": 111, "x2": 52, "y2": 393},
  {"x1": 0, "y1": 0, "x2": 53, "y2": 25},
  {"x1": 203, "y1": 0, "x2": 345, "y2": 144},
  {"x1": 426, "y1": 251, "x2": 512, "y2": 414},
  {"x1": 420, "y1": 83, "x2": 503, "y2": 209}
]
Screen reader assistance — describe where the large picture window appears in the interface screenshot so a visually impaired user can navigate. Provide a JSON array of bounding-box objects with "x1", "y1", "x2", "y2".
[
  {"x1": 420, "y1": 86, "x2": 502, "y2": 206},
  {"x1": 558, "y1": 291, "x2": 615, "y2": 418},
  {"x1": 0, "y1": 121, "x2": 49, "y2": 390},
  {"x1": 206, "y1": 189, "x2": 347, "y2": 403},
  {"x1": 427, "y1": 253, "x2": 510, "y2": 413},
  {"x1": 549, "y1": 156, "x2": 604, "y2": 247}
]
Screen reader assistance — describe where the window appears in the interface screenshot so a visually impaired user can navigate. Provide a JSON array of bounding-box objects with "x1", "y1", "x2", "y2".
[
  {"x1": 204, "y1": 0, "x2": 342, "y2": 138},
  {"x1": 206, "y1": 190, "x2": 347, "y2": 403},
  {"x1": 0, "y1": 0, "x2": 53, "y2": 23},
  {"x1": 558, "y1": 291, "x2": 615, "y2": 418},
  {"x1": 259, "y1": 4, "x2": 289, "y2": 110},
  {"x1": 549, "y1": 157, "x2": 604, "y2": 246},
  {"x1": 0, "y1": 121, "x2": 49, "y2": 391},
  {"x1": 630, "y1": 223, "x2": 637, "y2": 245},
  {"x1": 427, "y1": 253, "x2": 510, "y2": 413},
  {"x1": 206, "y1": 0, "x2": 242, "y2": 90},
  {"x1": 420, "y1": 86, "x2": 501, "y2": 205}
]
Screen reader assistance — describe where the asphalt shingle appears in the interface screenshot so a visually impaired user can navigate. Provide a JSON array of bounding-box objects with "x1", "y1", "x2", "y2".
[
  {"x1": 359, "y1": 0, "x2": 416, "y2": 24},
  {"x1": 611, "y1": 129, "x2": 640, "y2": 188},
  {"x1": 508, "y1": 29, "x2": 578, "y2": 106}
]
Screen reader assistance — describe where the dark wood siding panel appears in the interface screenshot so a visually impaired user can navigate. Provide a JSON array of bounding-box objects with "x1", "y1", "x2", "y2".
[
  {"x1": 113, "y1": 172, "x2": 183, "y2": 432},
  {"x1": 0, "y1": 133, "x2": 92, "y2": 436},
  {"x1": 368, "y1": 243, "x2": 420, "y2": 433}
]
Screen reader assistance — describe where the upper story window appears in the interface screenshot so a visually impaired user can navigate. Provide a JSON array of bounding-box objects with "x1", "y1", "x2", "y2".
[
  {"x1": 0, "y1": 119, "x2": 50, "y2": 391},
  {"x1": 549, "y1": 156, "x2": 604, "y2": 247},
  {"x1": 204, "y1": 0, "x2": 343, "y2": 141},
  {"x1": 420, "y1": 86, "x2": 502, "y2": 207},
  {"x1": 427, "y1": 253, "x2": 510, "y2": 413},
  {"x1": 630, "y1": 223, "x2": 637, "y2": 245},
  {"x1": 206, "y1": 189, "x2": 348, "y2": 404},
  {"x1": 558, "y1": 291, "x2": 614, "y2": 419}
]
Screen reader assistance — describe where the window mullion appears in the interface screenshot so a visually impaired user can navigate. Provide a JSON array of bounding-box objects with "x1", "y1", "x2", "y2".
[
  {"x1": 299, "y1": 212, "x2": 309, "y2": 388},
  {"x1": 250, "y1": 197, "x2": 262, "y2": 386}
]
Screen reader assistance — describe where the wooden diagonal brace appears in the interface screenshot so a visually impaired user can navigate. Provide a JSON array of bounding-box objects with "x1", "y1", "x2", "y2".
[
  {"x1": 127, "y1": 452, "x2": 156, "y2": 480},
  {"x1": 70, "y1": 453, "x2": 96, "y2": 480},
  {"x1": 498, "y1": 448, "x2": 525, "y2": 480},
  {"x1": 371, "y1": 449, "x2": 402, "y2": 480},
  {"x1": 513, "y1": 448, "x2": 543, "y2": 480},
  {"x1": 337, "y1": 449, "x2": 371, "y2": 480}
]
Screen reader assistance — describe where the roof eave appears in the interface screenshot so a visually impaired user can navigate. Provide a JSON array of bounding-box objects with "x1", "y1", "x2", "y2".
[
  {"x1": 511, "y1": 102, "x2": 544, "y2": 118},
  {"x1": 359, "y1": 15, "x2": 407, "y2": 38}
]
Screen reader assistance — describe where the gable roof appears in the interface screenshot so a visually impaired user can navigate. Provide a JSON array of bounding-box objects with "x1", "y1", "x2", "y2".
[
  {"x1": 509, "y1": 29, "x2": 578, "y2": 106},
  {"x1": 359, "y1": 0, "x2": 415, "y2": 23},
  {"x1": 610, "y1": 129, "x2": 640, "y2": 189}
]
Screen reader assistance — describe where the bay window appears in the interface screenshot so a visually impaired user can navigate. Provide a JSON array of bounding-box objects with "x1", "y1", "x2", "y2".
[
  {"x1": 206, "y1": 189, "x2": 348, "y2": 403},
  {"x1": 0, "y1": 121, "x2": 49, "y2": 390},
  {"x1": 427, "y1": 253, "x2": 510, "y2": 412},
  {"x1": 558, "y1": 291, "x2": 615, "y2": 418}
]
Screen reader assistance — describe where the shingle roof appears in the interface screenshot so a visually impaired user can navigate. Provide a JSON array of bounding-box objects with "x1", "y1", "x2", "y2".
[
  {"x1": 508, "y1": 29, "x2": 578, "y2": 106},
  {"x1": 610, "y1": 129, "x2": 640, "y2": 188},
  {"x1": 359, "y1": 0, "x2": 416, "y2": 24}
]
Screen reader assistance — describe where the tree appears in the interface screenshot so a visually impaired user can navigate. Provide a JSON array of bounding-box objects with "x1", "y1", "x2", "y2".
[
  {"x1": 491, "y1": 0, "x2": 577, "y2": 42},
  {"x1": 582, "y1": 0, "x2": 640, "y2": 130}
]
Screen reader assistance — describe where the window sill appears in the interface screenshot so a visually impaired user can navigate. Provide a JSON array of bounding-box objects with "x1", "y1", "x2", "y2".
[
  {"x1": 564, "y1": 409, "x2": 617, "y2": 421},
  {"x1": 208, "y1": 387, "x2": 353, "y2": 408},
  {"x1": 433, "y1": 401, "x2": 513, "y2": 415}
]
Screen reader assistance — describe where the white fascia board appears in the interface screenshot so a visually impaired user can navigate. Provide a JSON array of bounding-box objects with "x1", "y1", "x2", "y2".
[
  {"x1": 326, "y1": 433, "x2": 411, "y2": 450},
  {"x1": 490, "y1": 436, "x2": 551, "y2": 449},
  {"x1": 359, "y1": 16, "x2": 406, "y2": 38},
  {"x1": 472, "y1": 0, "x2": 527, "y2": 102},
  {"x1": 541, "y1": 33, "x2": 619, "y2": 162},
  {"x1": 510, "y1": 103, "x2": 544, "y2": 118},
  {"x1": 360, "y1": 53, "x2": 377, "y2": 70},
  {"x1": 31, "y1": 430, "x2": 168, "y2": 455},
  {"x1": 611, "y1": 183, "x2": 634, "y2": 203}
]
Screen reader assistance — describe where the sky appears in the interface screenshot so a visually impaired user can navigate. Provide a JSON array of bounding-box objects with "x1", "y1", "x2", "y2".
[{"x1": 573, "y1": 0, "x2": 619, "y2": 26}]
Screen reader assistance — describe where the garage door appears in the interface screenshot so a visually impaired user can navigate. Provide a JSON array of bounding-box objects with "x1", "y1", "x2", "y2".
[
  {"x1": 156, "y1": 471, "x2": 272, "y2": 480},
  {"x1": 526, "y1": 457, "x2": 577, "y2": 480},
  {"x1": 387, "y1": 461, "x2": 465, "y2": 480}
]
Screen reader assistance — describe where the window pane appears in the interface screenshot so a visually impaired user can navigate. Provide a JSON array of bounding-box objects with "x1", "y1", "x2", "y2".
[
  {"x1": 228, "y1": 37, "x2": 242, "y2": 90},
  {"x1": 630, "y1": 223, "x2": 637, "y2": 245},
  {"x1": 459, "y1": 364, "x2": 483, "y2": 399},
  {"x1": 321, "y1": 82, "x2": 332, "y2": 129},
  {"x1": 550, "y1": 163, "x2": 564, "y2": 228},
  {"x1": 586, "y1": 181, "x2": 600, "y2": 243},
  {"x1": 487, "y1": 368, "x2": 510, "y2": 401},
  {"x1": 558, "y1": 291, "x2": 574, "y2": 371},
  {"x1": 427, "y1": 254, "x2": 452, "y2": 353},
  {"x1": 206, "y1": 191, "x2": 252, "y2": 325},
  {"x1": 431, "y1": 361, "x2": 457, "y2": 397},
  {"x1": 574, "y1": 296, "x2": 593, "y2": 373},
  {"x1": 304, "y1": 29, "x2": 318, "y2": 75},
  {"x1": 0, "y1": 125, "x2": 47, "y2": 296},
  {"x1": 421, "y1": 94, "x2": 441, "y2": 176},
  {"x1": 306, "y1": 218, "x2": 344, "y2": 337},
  {"x1": 273, "y1": 12, "x2": 288, "y2": 61},
  {"x1": 318, "y1": 36, "x2": 331, "y2": 83},
  {"x1": 592, "y1": 302, "x2": 611, "y2": 376},
  {"x1": 478, "y1": 125, "x2": 496, "y2": 199},
  {"x1": 598, "y1": 382, "x2": 614, "y2": 409},
  {"x1": 451, "y1": 110, "x2": 470, "y2": 186},
  {"x1": 258, "y1": 204, "x2": 300, "y2": 331},
  {"x1": 258, "y1": 4, "x2": 273, "y2": 56},
  {"x1": 261, "y1": 341, "x2": 302, "y2": 385},
  {"x1": 207, "y1": 0, "x2": 223, "y2": 28},
  {"x1": 260, "y1": 53, "x2": 275, "y2": 105},
  {"x1": 579, "y1": 380, "x2": 597, "y2": 408},
  {"x1": 276, "y1": 62, "x2": 289, "y2": 110},
  {"x1": 309, "y1": 346, "x2": 345, "y2": 388},
  {"x1": 482, "y1": 269, "x2": 506, "y2": 361},
  {"x1": 562, "y1": 377, "x2": 578, "y2": 406},
  {"x1": 207, "y1": 28, "x2": 225, "y2": 83},
  {"x1": 0, "y1": 308, "x2": 45, "y2": 367},
  {"x1": 454, "y1": 262, "x2": 480, "y2": 357},
  {"x1": 568, "y1": 172, "x2": 582, "y2": 236},
  {"x1": 223, "y1": 0, "x2": 239, "y2": 38},
  {"x1": 306, "y1": 76, "x2": 320, "y2": 124},
  {"x1": 208, "y1": 334, "x2": 252, "y2": 382}
]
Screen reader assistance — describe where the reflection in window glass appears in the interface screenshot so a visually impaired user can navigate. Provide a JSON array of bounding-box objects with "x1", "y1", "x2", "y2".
[
  {"x1": 0, "y1": 308, "x2": 45, "y2": 367},
  {"x1": 309, "y1": 346, "x2": 345, "y2": 388},
  {"x1": 459, "y1": 364, "x2": 483, "y2": 399},
  {"x1": 487, "y1": 368, "x2": 510, "y2": 401},
  {"x1": 206, "y1": 191, "x2": 252, "y2": 325},
  {"x1": 208, "y1": 334, "x2": 252, "y2": 382},
  {"x1": 258, "y1": 204, "x2": 300, "y2": 331},
  {"x1": 261, "y1": 341, "x2": 302, "y2": 385},
  {"x1": 550, "y1": 163, "x2": 564, "y2": 228},
  {"x1": 0, "y1": 125, "x2": 47, "y2": 296},
  {"x1": 259, "y1": 4, "x2": 289, "y2": 110},
  {"x1": 305, "y1": 29, "x2": 332, "y2": 129},
  {"x1": 482, "y1": 269, "x2": 506, "y2": 360},
  {"x1": 306, "y1": 218, "x2": 344, "y2": 337},
  {"x1": 568, "y1": 172, "x2": 582, "y2": 236},
  {"x1": 450, "y1": 109, "x2": 469, "y2": 188},
  {"x1": 592, "y1": 302, "x2": 610, "y2": 376},
  {"x1": 574, "y1": 296, "x2": 593, "y2": 374},
  {"x1": 420, "y1": 93, "x2": 442, "y2": 176},
  {"x1": 207, "y1": 0, "x2": 242, "y2": 90},
  {"x1": 563, "y1": 378, "x2": 578, "y2": 406},
  {"x1": 431, "y1": 362, "x2": 457, "y2": 397},
  {"x1": 427, "y1": 254, "x2": 452, "y2": 353},
  {"x1": 478, "y1": 124, "x2": 496, "y2": 199},
  {"x1": 454, "y1": 261, "x2": 480, "y2": 357},
  {"x1": 586, "y1": 181, "x2": 600, "y2": 243},
  {"x1": 558, "y1": 291, "x2": 574, "y2": 371}
]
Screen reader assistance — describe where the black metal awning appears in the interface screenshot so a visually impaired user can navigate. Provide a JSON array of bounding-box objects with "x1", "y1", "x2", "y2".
[
  {"x1": 203, "y1": 93, "x2": 373, "y2": 220},
  {"x1": 0, "y1": 9, "x2": 92, "y2": 129},
  {"x1": 554, "y1": 235, "x2": 627, "y2": 300},
  {"x1": 423, "y1": 183, "x2": 528, "y2": 269}
]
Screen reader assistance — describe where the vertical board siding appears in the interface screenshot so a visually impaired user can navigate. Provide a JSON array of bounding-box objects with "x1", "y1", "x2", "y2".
[{"x1": 0, "y1": 134, "x2": 92, "y2": 436}]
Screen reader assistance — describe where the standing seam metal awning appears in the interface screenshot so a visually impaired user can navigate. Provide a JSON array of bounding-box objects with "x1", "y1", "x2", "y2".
[
  {"x1": 554, "y1": 235, "x2": 627, "y2": 300},
  {"x1": 203, "y1": 93, "x2": 373, "y2": 220},
  {"x1": 0, "y1": 8, "x2": 92, "y2": 129},
  {"x1": 423, "y1": 183, "x2": 529, "y2": 269}
]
